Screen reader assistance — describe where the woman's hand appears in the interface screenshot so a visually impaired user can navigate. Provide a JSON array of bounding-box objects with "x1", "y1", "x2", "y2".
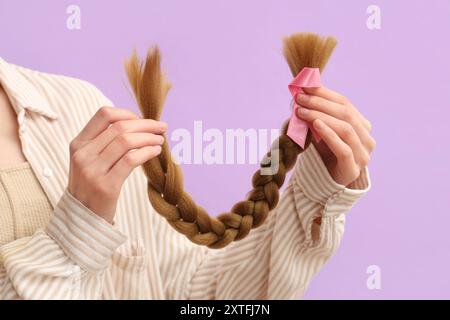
[
  {"x1": 296, "y1": 87, "x2": 376, "y2": 187},
  {"x1": 68, "y1": 106, "x2": 167, "y2": 224}
]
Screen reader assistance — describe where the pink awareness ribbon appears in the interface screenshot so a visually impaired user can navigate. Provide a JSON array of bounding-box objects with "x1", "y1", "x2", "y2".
[{"x1": 287, "y1": 67, "x2": 322, "y2": 149}]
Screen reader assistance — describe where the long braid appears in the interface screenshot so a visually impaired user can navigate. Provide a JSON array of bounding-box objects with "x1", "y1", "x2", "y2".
[{"x1": 125, "y1": 33, "x2": 337, "y2": 249}]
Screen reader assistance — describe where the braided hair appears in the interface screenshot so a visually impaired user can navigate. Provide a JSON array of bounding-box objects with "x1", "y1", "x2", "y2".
[{"x1": 125, "y1": 32, "x2": 337, "y2": 249}]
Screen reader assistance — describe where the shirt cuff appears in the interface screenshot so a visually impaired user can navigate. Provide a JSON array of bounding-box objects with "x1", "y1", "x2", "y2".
[
  {"x1": 294, "y1": 144, "x2": 371, "y2": 217},
  {"x1": 45, "y1": 189, "x2": 127, "y2": 274}
]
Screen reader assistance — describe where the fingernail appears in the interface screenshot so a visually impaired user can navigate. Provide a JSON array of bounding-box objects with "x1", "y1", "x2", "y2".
[
  {"x1": 160, "y1": 121, "x2": 168, "y2": 130},
  {"x1": 297, "y1": 107, "x2": 310, "y2": 116},
  {"x1": 296, "y1": 93, "x2": 307, "y2": 103},
  {"x1": 157, "y1": 136, "x2": 164, "y2": 144}
]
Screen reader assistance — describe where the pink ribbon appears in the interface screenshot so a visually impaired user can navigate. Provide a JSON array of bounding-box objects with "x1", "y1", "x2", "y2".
[{"x1": 287, "y1": 67, "x2": 322, "y2": 149}]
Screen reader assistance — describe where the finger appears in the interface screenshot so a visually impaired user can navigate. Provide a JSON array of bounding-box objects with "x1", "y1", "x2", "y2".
[
  {"x1": 301, "y1": 88, "x2": 372, "y2": 132},
  {"x1": 76, "y1": 107, "x2": 139, "y2": 142},
  {"x1": 303, "y1": 86, "x2": 349, "y2": 105},
  {"x1": 297, "y1": 92, "x2": 345, "y2": 119},
  {"x1": 312, "y1": 119, "x2": 356, "y2": 170},
  {"x1": 82, "y1": 119, "x2": 168, "y2": 156},
  {"x1": 297, "y1": 101, "x2": 375, "y2": 153},
  {"x1": 95, "y1": 132, "x2": 164, "y2": 174},
  {"x1": 298, "y1": 108, "x2": 370, "y2": 166},
  {"x1": 106, "y1": 145, "x2": 162, "y2": 185}
]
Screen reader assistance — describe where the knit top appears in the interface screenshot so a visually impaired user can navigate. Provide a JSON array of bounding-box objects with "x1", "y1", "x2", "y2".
[{"x1": 0, "y1": 162, "x2": 53, "y2": 247}]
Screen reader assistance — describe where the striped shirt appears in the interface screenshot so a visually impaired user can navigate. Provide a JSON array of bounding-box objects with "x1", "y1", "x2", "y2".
[{"x1": 0, "y1": 56, "x2": 370, "y2": 300}]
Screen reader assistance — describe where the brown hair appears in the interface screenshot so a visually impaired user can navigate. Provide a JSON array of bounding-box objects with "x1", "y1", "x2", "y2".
[{"x1": 125, "y1": 32, "x2": 337, "y2": 249}]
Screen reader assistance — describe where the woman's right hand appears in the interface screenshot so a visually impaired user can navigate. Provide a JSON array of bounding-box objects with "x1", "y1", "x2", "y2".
[{"x1": 68, "y1": 106, "x2": 167, "y2": 224}]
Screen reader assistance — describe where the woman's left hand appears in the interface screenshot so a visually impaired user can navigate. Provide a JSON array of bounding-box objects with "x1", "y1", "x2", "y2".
[{"x1": 296, "y1": 87, "x2": 376, "y2": 187}]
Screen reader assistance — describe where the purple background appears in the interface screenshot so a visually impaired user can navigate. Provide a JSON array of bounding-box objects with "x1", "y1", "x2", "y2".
[{"x1": 1, "y1": 0, "x2": 449, "y2": 299}]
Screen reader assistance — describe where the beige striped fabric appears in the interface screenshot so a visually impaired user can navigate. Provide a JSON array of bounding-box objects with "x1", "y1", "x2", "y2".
[{"x1": 0, "y1": 56, "x2": 370, "y2": 300}]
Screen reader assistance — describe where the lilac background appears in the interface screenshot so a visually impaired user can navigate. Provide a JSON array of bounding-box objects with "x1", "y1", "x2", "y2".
[{"x1": 1, "y1": 0, "x2": 449, "y2": 299}]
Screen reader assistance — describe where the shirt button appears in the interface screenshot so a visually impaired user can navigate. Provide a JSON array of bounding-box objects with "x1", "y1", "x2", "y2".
[
  {"x1": 43, "y1": 167, "x2": 53, "y2": 178},
  {"x1": 19, "y1": 126, "x2": 27, "y2": 134}
]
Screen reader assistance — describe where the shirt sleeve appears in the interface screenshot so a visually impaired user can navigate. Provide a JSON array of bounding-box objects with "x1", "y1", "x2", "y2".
[
  {"x1": 155, "y1": 144, "x2": 370, "y2": 299},
  {"x1": 0, "y1": 189, "x2": 127, "y2": 300}
]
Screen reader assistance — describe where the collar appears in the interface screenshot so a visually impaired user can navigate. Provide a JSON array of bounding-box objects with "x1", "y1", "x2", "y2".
[{"x1": 0, "y1": 56, "x2": 58, "y2": 120}]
